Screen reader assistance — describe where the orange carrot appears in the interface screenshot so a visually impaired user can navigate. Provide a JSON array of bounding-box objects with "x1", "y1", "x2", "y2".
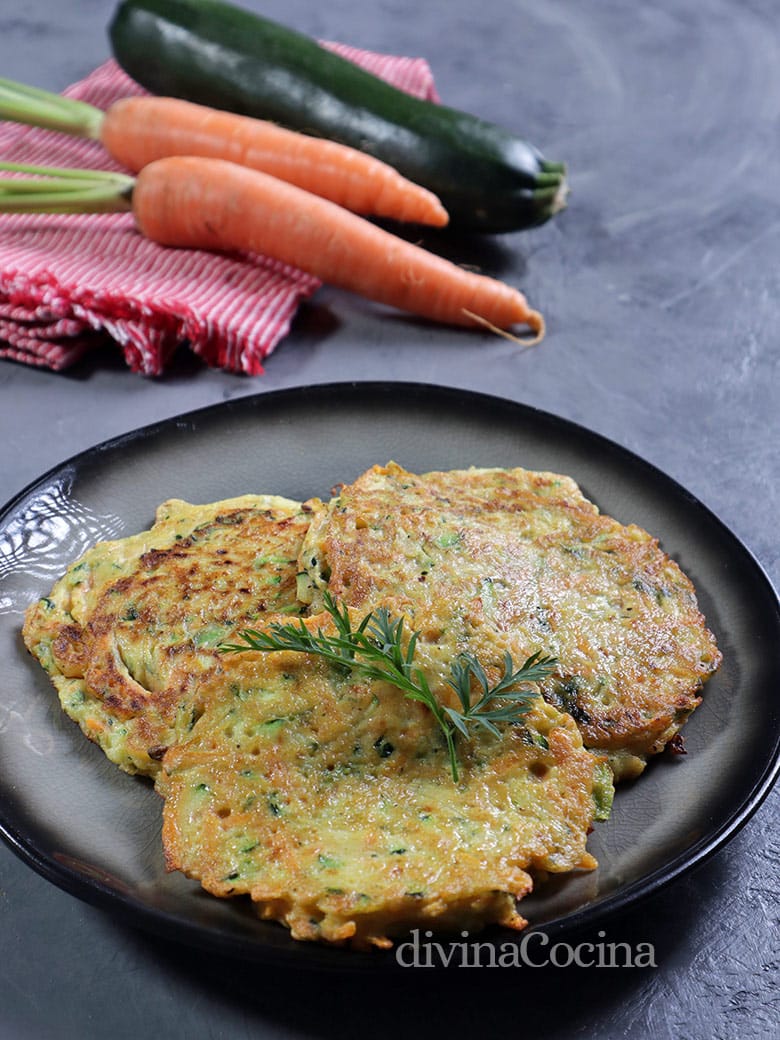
[
  {"x1": 0, "y1": 79, "x2": 448, "y2": 227},
  {"x1": 100, "y1": 97, "x2": 448, "y2": 227},
  {"x1": 131, "y1": 157, "x2": 543, "y2": 336},
  {"x1": 0, "y1": 156, "x2": 543, "y2": 337}
]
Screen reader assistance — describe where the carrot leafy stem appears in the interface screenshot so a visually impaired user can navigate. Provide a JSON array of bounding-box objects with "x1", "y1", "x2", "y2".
[
  {"x1": 220, "y1": 591, "x2": 557, "y2": 781},
  {"x1": 0, "y1": 161, "x2": 133, "y2": 214},
  {"x1": 0, "y1": 76, "x2": 104, "y2": 138}
]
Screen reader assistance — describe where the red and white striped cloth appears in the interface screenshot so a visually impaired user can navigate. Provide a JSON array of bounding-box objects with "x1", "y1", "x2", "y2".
[{"x1": 0, "y1": 48, "x2": 439, "y2": 375}]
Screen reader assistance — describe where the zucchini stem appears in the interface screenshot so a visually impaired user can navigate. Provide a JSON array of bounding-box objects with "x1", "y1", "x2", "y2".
[
  {"x1": 532, "y1": 177, "x2": 570, "y2": 217},
  {"x1": 0, "y1": 76, "x2": 104, "y2": 139}
]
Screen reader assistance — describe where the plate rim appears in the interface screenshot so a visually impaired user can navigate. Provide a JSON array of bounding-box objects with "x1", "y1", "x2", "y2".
[{"x1": 1, "y1": 379, "x2": 778, "y2": 969}]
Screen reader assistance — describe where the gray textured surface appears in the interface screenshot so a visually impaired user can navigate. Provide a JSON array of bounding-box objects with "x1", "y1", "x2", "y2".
[{"x1": 0, "y1": 0, "x2": 777, "y2": 1037}]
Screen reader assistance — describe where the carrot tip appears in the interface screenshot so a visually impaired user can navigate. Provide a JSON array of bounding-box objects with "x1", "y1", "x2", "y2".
[
  {"x1": 461, "y1": 307, "x2": 546, "y2": 347},
  {"x1": 431, "y1": 203, "x2": 450, "y2": 228}
]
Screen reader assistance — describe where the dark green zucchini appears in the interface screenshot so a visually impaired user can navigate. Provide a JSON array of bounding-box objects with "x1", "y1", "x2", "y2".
[{"x1": 109, "y1": 0, "x2": 568, "y2": 233}]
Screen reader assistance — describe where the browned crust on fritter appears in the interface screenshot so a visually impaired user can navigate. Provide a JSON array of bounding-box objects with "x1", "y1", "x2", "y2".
[
  {"x1": 158, "y1": 614, "x2": 601, "y2": 948},
  {"x1": 298, "y1": 463, "x2": 721, "y2": 776},
  {"x1": 23, "y1": 499, "x2": 309, "y2": 774}
]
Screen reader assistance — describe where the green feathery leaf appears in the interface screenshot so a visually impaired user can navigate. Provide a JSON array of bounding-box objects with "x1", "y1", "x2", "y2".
[{"x1": 220, "y1": 590, "x2": 556, "y2": 781}]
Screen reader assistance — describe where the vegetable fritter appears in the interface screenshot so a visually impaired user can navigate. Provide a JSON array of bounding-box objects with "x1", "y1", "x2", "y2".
[
  {"x1": 298, "y1": 463, "x2": 721, "y2": 779},
  {"x1": 160, "y1": 612, "x2": 607, "y2": 948},
  {"x1": 23, "y1": 495, "x2": 310, "y2": 775}
]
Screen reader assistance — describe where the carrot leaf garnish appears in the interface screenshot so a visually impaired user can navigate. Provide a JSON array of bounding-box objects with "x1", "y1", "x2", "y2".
[{"x1": 220, "y1": 590, "x2": 556, "y2": 781}]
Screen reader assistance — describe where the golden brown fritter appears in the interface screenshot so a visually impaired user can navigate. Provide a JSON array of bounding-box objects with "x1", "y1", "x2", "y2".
[
  {"x1": 298, "y1": 463, "x2": 722, "y2": 779},
  {"x1": 23, "y1": 495, "x2": 310, "y2": 775},
  {"x1": 159, "y1": 612, "x2": 607, "y2": 948}
]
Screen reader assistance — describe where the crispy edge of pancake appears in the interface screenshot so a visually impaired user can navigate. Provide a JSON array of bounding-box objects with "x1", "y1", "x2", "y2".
[
  {"x1": 296, "y1": 462, "x2": 721, "y2": 780},
  {"x1": 297, "y1": 462, "x2": 598, "y2": 607},
  {"x1": 157, "y1": 612, "x2": 609, "y2": 948},
  {"x1": 22, "y1": 494, "x2": 304, "y2": 775}
]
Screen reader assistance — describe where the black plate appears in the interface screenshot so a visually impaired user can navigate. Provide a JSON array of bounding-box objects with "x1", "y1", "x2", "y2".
[{"x1": 1, "y1": 382, "x2": 778, "y2": 970}]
